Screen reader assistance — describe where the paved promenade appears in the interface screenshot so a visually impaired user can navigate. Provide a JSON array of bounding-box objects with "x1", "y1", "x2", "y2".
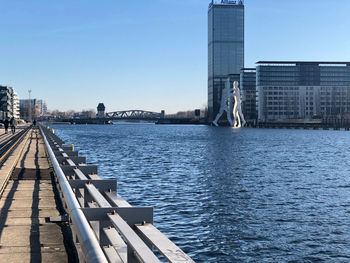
[{"x1": 0, "y1": 128, "x2": 75, "y2": 262}]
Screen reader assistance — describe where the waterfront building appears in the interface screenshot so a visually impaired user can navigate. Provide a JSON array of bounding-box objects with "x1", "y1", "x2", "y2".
[
  {"x1": 11, "y1": 89, "x2": 20, "y2": 119},
  {"x1": 20, "y1": 99, "x2": 41, "y2": 121},
  {"x1": 74, "y1": 110, "x2": 96, "y2": 119},
  {"x1": 208, "y1": 0, "x2": 244, "y2": 122},
  {"x1": 240, "y1": 68, "x2": 257, "y2": 122},
  {"x1": 36, "y1": 99, "x2": 47, "y2": 116},
  {"x1": 20, "y1": 99, "x2": 47, "y2": 119},
  {"x1": 0, "y1": 86, "x2": 20, "y2": 120},
  {"x1": 257, "y1": 61, "x2": 350, "y2": 122},
  {"x1": 0, "y1": 86, "x2": 14, "y2": 120}
]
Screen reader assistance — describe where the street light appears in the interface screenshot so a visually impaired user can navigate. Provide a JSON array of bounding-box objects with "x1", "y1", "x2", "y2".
[{"x1": 28, "y1": 90, "x2": 32, "y2": 122}]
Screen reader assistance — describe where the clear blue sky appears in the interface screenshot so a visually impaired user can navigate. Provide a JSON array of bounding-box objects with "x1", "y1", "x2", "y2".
[{"x1": 0, "y1": 0, "x2": 349, "y2": 113}]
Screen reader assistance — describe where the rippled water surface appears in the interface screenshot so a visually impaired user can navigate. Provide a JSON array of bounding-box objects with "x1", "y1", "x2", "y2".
[{"x1": 52, "y1": 124, "x2": 350, "y2": 262}]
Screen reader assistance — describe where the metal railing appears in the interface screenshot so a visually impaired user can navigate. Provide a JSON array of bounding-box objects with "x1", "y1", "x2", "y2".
[{"x1": 40, "y1": 126, "x2": 194, "y2": 263}]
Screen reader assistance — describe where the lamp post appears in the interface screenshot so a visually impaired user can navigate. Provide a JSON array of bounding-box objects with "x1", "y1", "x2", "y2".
[{"x1": 28, "y1": 90, "x2": 32, "y2": 122}]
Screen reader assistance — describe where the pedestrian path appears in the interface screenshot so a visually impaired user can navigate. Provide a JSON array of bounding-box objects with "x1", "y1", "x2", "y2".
[{"x1": 0, "y1": 128, "x2": 76, "y2": 263}]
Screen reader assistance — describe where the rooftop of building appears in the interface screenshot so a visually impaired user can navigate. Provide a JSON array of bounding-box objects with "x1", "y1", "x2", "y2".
[
  {"x1": 241, "y1": 68, "x2": 256, "y2": 71},
  {"x1": 257, "y1": 61, "x2": 350, "y2": 66},
  {"x1": 209, "y1": 0, "x2": 244, "y2": 9}
]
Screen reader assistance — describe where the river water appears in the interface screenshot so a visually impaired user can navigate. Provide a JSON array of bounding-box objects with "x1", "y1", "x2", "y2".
[{"x1": 52, "y1": 124, "x2": 350, "y2": 262}]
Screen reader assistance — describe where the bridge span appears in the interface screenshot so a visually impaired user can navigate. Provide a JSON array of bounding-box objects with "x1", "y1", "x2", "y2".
[{"x1": 105, "y1": 110, "x2": 164, "y2": 121}]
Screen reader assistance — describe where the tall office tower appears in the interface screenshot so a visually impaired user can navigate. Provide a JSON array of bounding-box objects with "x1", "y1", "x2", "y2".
[{"x1": 208, "y1": 0, "x2": 244, "y2": 122}]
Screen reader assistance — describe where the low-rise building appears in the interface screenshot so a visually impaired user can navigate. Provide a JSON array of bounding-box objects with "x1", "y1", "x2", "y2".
[{"x1": 74, "y1": 110, "x2": 96, "y2": 119}]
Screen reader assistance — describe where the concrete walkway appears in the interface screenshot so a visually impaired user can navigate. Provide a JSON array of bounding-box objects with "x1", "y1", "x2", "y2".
[{"x1": 0, "y1": 128, "x2": 76, "y2": 262}]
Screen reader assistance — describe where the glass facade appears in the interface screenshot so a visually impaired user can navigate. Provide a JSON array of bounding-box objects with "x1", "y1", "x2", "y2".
[
  {"x1": 240, "y1": 69, "x2": 257, "y2": 121},
  {"x1": 208, "y1": 1, "x2": 244, "y2": 121},
  {"x1": 257, "y1": 62, "x2": 350, "y2": 122}
]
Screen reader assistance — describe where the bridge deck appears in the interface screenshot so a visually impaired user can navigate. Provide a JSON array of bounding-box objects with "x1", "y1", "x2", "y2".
[{"x1": 0, "y1": 129, "x2": 75, "y2": 262}]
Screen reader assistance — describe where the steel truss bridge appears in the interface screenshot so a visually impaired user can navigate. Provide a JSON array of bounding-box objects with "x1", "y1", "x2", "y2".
[{"x1": 105, "y1": 110, "x2": 163, "y2": 120}]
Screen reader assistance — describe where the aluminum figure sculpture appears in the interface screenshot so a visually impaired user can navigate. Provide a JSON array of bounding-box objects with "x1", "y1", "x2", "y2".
[
  {"x1": 213, "y1": 78, "x2": 234, "y2": 127},
  {"x1": 212, "y1": 80, "x2": 246, "y2": 128},
  {"x1": 232, "y1": 81, "x2": 246, "y2": 128}
]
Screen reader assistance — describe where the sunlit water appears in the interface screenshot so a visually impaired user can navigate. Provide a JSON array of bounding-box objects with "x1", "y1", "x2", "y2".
[{"x1": 52, "y1": 124, "x2": 350, "y2": 262}]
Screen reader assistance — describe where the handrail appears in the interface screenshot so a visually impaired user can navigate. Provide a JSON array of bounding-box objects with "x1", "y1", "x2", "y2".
[
  {"x1": 40, "y1": 125, "x2": 195, "y2": 263},
  {"x1": 40, "y1": 126, "x2": 108, "y2": 263},
  {"x1": 108, "y1": 214, "x2": 161, "y2": 263}
]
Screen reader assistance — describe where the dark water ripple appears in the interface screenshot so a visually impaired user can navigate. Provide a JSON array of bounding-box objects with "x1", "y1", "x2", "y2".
[{"x1": 52, "y1": 124, "x2": 350, "y2": 262}]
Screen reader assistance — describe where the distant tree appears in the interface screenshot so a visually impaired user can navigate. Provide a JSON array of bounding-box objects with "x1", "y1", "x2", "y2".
[
  {"x1": 66, "y1": 110, "x2": 76, "y2": 118},
  {"x1": 49, "y1": 110, "x2": 60, "y2": 118}
]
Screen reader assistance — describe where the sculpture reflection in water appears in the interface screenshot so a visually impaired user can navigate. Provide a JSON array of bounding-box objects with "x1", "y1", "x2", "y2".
[{"x1": 213, "y1": 80, "x2": 246, "y2": 128}]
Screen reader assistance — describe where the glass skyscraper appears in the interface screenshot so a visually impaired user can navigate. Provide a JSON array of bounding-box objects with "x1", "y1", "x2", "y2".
[{"x1": 208, "y1": 0, "x2": 244, "y2": 122}]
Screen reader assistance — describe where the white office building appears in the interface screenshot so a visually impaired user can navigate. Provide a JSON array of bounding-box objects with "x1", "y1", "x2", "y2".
[{"x1": 11, "y1": 89, "x2": 20, "y2": 119}]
